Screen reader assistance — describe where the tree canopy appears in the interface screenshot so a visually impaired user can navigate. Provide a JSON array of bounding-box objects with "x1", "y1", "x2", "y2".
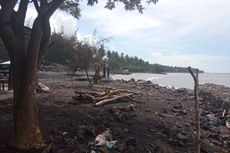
[{"x1": 44, "y1": 32, "x2": 203, "y2": 74}]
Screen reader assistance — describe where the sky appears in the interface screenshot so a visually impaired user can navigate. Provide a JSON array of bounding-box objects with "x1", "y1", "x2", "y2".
[{"x1": 26, "y1": 0, "x2": 230, "y2": 73}]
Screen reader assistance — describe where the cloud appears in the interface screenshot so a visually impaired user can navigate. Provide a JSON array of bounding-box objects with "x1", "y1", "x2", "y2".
[
  {"x1": 50, "y1": 11, "x2": 77, "y2": 35},
  {"x1": 80, "y1": 2, "x2": 163, "y2": 36},
  {"x1": 149, "y1": 52, "x2": 230, "y2": 73},
  {"x1": 26, "y1": 7, "x2": 77, "y2": 35},
  {"x1": 24, "y1": 0, "x2": 230, "y2": 72}
]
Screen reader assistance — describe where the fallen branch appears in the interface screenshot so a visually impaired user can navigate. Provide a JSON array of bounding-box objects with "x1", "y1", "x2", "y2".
[
  {"x1": 221, "y1": 109, "x2": 226, "y2": 118},
  {"x1": 127, "y1": 96, "x2": 141, "y2": 103},
  {"x1": 95, "y1": 93, "x2": 134, "y2": 106},
  {"x1": 84, "y1": 93, "x2": 96, "y2": 101},
  {"x1": 74, "y1": 90, "x2": 102, "y2": 96}
]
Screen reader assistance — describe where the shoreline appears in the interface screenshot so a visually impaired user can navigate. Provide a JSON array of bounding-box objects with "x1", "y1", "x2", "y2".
[
  {"x1": 0, "y1": 72, "x2": 229, "y2": 153},
  {"x1": 111, "y1": 72, "x2": 230, "y2": 89}
]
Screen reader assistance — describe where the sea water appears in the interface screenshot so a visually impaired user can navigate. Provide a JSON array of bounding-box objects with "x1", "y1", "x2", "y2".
[{"x1": 111, "y1": 73, "x2": 230, "y2": 89}]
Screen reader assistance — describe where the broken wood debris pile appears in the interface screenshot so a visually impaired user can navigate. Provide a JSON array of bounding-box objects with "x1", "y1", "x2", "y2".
[{"x1": 72, "y1": 88, "x2": 140, "y2": 106}]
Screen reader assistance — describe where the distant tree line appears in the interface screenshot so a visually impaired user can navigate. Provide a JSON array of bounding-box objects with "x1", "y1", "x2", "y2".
[
  {"x1": 0, "y1": 33, "x2": 203, "y2": 74},
  {"x1": 106, "y1": 51, "x2": 203, "y2": 73}
]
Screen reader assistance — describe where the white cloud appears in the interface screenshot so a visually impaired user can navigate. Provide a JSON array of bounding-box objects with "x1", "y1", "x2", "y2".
[
  {"x1": 26, "y1": 7, "x2": 77, "y2": 35},
  {"x1": 24, "y1": 0, "x2": 230, "y2": 72},
  {"x1": 149, "y1": 52, "x2": 230, "y2": 72},
  {"x1": 50, "y1": 11, "x2": 77, "y2": 35},
  {"x1": 81, "y1": 2, "x2": 163, "y2": 36}
]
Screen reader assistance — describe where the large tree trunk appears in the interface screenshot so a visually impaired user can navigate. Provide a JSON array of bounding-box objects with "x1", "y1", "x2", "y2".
[
  {"x1": 0, "y1": 16, "x2": 45, "y2": 149},
  {"x1": 0, "y1": 0, "x2": 64, "y2": 150},
  {"x1": 10, "y1": 17, "x2": 45, "y2": 149},
  {"x1": 11, "y1": 60, "x2": 44, "y2": 149}
]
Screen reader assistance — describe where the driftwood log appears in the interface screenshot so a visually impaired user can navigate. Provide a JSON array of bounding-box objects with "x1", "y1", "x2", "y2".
[
  {"x1": 95, "y1": 93, "x2": 134, "y2": 106},
  {"x1": 73, "y1": 88, "x2": 140, "y2": 106}
]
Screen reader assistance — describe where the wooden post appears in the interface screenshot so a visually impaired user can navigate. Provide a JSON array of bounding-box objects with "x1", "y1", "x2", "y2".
[
  {"x1": 103, "y1": 61, "x2": 106, "y2": 78},
  {"x1": 188, "y1": 66, "x2": 200, "y2": 153},
  {"x1": 107, "y1": 67, "x2": 110, "y2": 78},
  {"x1": 8, "y1": 66, "x2": 12, "y2": 90}
]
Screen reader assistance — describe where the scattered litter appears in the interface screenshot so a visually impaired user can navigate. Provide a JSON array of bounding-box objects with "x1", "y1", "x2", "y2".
[
  {"x1": 93, "y1": 128, "x2": 118, "y2": 149},
  {"x1": 62, "y1": 132, "x2": 68, "y2": 136},
  {"x1": 95, "y1": 129, "x2": 112, "y2": 146},
  {"x1": 37, "y1": 82, "x2": 50, "y2": 92},
  {"x1": 105, "y1": 140, "x2": 118, "y2": 149},
  {"x1": 90, "y1": 150, "x2": 96, "y2": 153},
  {"x1": 226, "y1": 117, "x2": 230, "y2": 128},
  {"x1": 206, "y1": 114, "x2": 222, "y2": 126}
]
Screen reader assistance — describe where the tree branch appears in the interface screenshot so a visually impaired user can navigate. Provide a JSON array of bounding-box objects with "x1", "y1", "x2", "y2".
[
  {"x1": 16, "y1": 0, "x2": 29, "y2": 22},
  {"x1": 33, "y1": 0, "x2": 40, "y2": 13},
  {"x1": 26, "y1": 17, "x2": 43, "y2": 71},
  {"x1": 0, "y1": 0, "x2": 17, "y2": 23},
  {"x1": 188, "y1": 66, "x2": 196, "y2": 82},
  {"x1": 37, "y1": 17, "x2": 51, "y2": 67},
  {"x1": 40, "y1": 0, "x2": 47, "y2": 8},
  {"x1": 46, "y1": 0, "x2": 64, "y2": 17},
  {"x1": 0, "y1": 0, "x2": 25, "y2": 61}
]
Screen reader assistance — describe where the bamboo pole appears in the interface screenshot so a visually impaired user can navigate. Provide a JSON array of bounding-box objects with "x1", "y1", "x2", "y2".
[{"x1": 188, "y1": 66, "x2": 200, "y2": 153}]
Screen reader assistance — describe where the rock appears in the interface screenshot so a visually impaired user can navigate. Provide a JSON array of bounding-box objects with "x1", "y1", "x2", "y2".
[
  {"x1": 209, "y1": 138, "x2": 223, "y2": 146},
  {"x1": 116, "y1": 142, "x2": 126, "y2": 152},
  {"x1": 163, "y1": 126, "x2": 179, "y2": 138},
  {"x1": 153, "y1": 145, "x2": 166, "y2": 153},
  {"x1": 97, "y1": 146, "x2": 110, "y2": 153},
  {"x1": 208, "y1": 133, "x2": 219, "y2": 140},
  {"x1": 127, "y1": 144, "x2": 137, "y2": 152},
  {"x1": 176, "y1": 133, "x2": 188, "y2": 140},
  {"x1": 57, "y1": 149, "x2": 68, "y2": 153},
  {"x1": 176, "y1": 88, "x2": 188, "y2": 93},
  {"x1": 171, "y1": 108, "x2": 187, "y2": 116},
  {"x1": 128, "y1": 104, "x2": 136, "y2": 111},
  {"x1": 130, "y1": 78, "x2": 135, "y2": 82},
  {"x1": 145, "y1": 80, "x2": 152, "y2": 84},
  {"x1": 145, "y1": 109, "x2": 151, "y2": 112},
  {"x1": 77, "y1": 125, "x2": 95, "y2": 142},
  {"x1": 125, "y1": 137, "x2": 138, "y2": 146},
  {"x1": 149, "y1": 128, "x2": 156, "y2": 133},
  {"x1": 178, "y1": 140, "x2": 185, "y2": 146},
  {"x1": 218, "y1": 133, "x2": 230, "y2": 139}
]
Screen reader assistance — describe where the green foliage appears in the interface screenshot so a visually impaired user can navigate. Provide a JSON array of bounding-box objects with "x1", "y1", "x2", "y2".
[
  {"x1": 44, "y1": 33, "x2": 203, "y2": 74},
  {"x1": 104, "y1": 0, "x2": 159, "y2": 13},
  {"x1": 107, "y1": 51, "x2": 203, "y2": 73},
  {"x1": 45, "y1": 31, "x2": 107, "y2": 73},
  {"x1": 68, "y1": 32, "x2": 108, "y2": 72},
  {"x1": 58, "y1": 0, "x2": 159, "y2": 19},
  {"x1": 44, "y1": 32, "x2": 75, "y2": 65},
  {"x1": 59, "y1": 1, "x2": 81, "y2": 19}
]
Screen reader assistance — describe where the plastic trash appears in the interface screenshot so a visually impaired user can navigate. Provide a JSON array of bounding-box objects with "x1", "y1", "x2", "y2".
[
  {"x1": 37, "y1": 82, "x2": 50, "y2": 92},
  {"x1": 106, "y1": 140, "x2": 118, "y2": 149},
  {"x1": 95, "y1": 129, "x2": 112, "y2": 146},
  {"x1": 206, "y1": 114, "x2": 222, "y2": 126},
  {"x1": 94, "y1": 128, "x2": 118, "y2": 149},
  {"x1": 226, "y1": 117, "x2": 230, "y2": 128}
]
